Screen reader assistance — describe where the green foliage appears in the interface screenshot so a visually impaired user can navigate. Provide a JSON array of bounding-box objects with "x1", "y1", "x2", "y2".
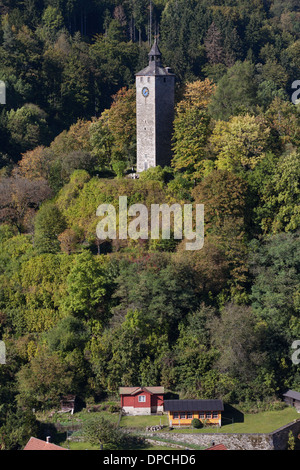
[
  {"x1": 44, "y1": 316, "x2": 89, "y2": 354},
  {"x1": 62, "y1": 251, "x2": 108, "y2": 320},
  {"x1": 40, "y1": 6, "x2": 64, "y2": 41},
  {"x1": 210, "y1": 114, "x2": 271, "y2": 173},
  {"x1": 34, "y1": 202, "x2": 67, "y2": 254},
  {"x1": 171, "y1": 79, "x2": 215, "y2": 180},
  {"x1": 0, "y1": 408, "x2": 38, "y2": 450},
  {"x1": 191, "y1": 418, "x2": 202, "y2": 429},
  {"x1": 16, "y1": 346, "x2": 74, "y2": 409},
  {"x1": 249, "y1": 231, "x2": 300, "y2": 337},
  {"x1": 83, "y1": 415, "x2": 145, "y2": 450},
  {"x1": 0, "y1": 0, "x2": 299, "y2": 437},
  {"x1": 6, "y1": 104, "x2": 50, "y2": 155},
  {"x1": 139, "y1": 165, "x2": 173, "y2": 184},
  {"x1": 287, "y1": 430, "x2": 296, "y2": 450},
  {"x1": 253, "y1": 151, "x2": 300, "y2": 234}
]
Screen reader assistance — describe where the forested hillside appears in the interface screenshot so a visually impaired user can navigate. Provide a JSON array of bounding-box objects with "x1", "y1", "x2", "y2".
[{"x1": 0, "y1": 0, "x2": 300, "y2": 450}]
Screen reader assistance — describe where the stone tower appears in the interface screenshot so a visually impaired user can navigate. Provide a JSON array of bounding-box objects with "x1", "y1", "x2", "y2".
[{"x1": 136, "y1": 40, "x2": 175, "y2": 173}]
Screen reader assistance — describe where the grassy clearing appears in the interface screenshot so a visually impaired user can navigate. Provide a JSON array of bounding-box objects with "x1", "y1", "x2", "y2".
[
  {"x1": 163, "y1": 406, "x2": 300, "y2": 434},
  {"x1": 120, "y1": 414, "x2": 169, "y2": 429}
]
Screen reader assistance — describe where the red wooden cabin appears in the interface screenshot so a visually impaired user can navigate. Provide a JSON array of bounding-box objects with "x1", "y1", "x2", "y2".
[{"x1": 119, "y1": 386, "x2": 164, "y2": 415}]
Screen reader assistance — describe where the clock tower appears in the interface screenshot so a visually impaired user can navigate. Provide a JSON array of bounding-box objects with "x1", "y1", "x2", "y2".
[{"x1": 136, "y1": 40, "x2": 175, "y2": 173}]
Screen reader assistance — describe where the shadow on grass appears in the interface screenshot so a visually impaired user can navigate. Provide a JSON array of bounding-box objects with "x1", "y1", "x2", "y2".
[
  {"x1": 222, "y1": 404, "x2": 244, "y2": 427},
  {"x1": 38, "y1": 421, "x2": 67, "y2": 445}
]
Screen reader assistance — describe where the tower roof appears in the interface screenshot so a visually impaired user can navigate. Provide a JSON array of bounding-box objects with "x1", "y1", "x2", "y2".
[
  {"x1": 136, "y1": 40, "x2": 175, "y2": 77},
  {"x1": 148, "y1": 39, "x2": 162, "y2": 60}
]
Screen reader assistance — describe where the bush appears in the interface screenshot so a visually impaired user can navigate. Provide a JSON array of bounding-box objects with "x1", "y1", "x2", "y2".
[
  {"x1": 108, "y1": 404, "x2": 120, "y2": 413},
  {"x1": 191, "y1": 418, "x2": 202, "y2": 429}
]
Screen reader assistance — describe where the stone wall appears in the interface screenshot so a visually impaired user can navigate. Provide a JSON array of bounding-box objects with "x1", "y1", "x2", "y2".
[{"x1": 146, "y1": 418, "x2": 300, "y2": 450}]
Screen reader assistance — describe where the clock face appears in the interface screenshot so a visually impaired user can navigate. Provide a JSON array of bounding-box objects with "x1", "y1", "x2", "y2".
[{"x1": 142, "y1": 87, "x2": 149, "y2": 98}]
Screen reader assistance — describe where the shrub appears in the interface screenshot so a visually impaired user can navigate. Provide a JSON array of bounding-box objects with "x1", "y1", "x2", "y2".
[
  {"x1": 108, "y1": 404, "x2": 120, "y2": 413},
  {"x1": 191, "y1": 418, "x2": 202, "y2": 429}
]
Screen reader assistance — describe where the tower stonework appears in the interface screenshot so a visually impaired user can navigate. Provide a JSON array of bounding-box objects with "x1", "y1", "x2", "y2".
[{"x1": 136, "y1": 41, "x2": 175, "y2": 173}]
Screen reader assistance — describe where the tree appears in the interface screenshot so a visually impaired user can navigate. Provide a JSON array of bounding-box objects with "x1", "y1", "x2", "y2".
[
  {"x1": 50, "y1": 120, "x2": 92, "y2": 156},
  {"x1": 210, "y1": 114, "x2": 271, "y2": 173},
  {"x1": 89, "y1": 117, "x2": 114, "y2": 169},
  {"x1": 204, "y1": 22, "x2": 225, "y2": 65},
  {"x1": 58, "y1": 227, "x2": 83, "y2": 254},
  {"x1": 60, "y1": 54, "x2": 91, "y2": 124},
  {"x1": 16, "y1": 346, "x2": 73, "y2": 409},
  {"x1": 112, "y1": 257, "x2": 198, "y2": 341},
  {"x1": 192, "y1": 170, "x2": 250, "y2": 301},
  {"x1": 59, "y1": 150, "x2": 99, "y2": 181},
  {"x1": 0, "y1": 176, "x2": 52, "y2": 232},
  {"x1": 210, "y1": 303, "x2": 266, "y2": 401},
  {"x1": 100, "y1": 87, "x2": 136, "y2": 168},
  {"x1": 7, "y1": 104, "x2": 50, "y2": 157},
  {"x1": 208, "y1": 61, "x2": 258, "y2": 120},
  {"x1": 39, "y1": 6, "x2": 64, "y2": 42},
  {"x1": 263, "y1": 97, "x2": 300, "y2": 149},
  {"x1": 16, "y1": 252, "x2": 71, "y2": 333},
  {"x1": 0, "y1": 408, "x2": 38, "y2": 450},
  {"x1": 171, "y1": 79, "x2": 216, "y2": 180},
  {"x1": 13, "y1": 146, "x2": 54, "y2": 181},
  {"x1": 253, "y1": 150, "x2": 300, "y2": 234},
  {"x1": 249, "y1": 231, "x2": 300, "y2": 338},
  {"x1": 82, "y1": 415, "x2": 144, "y2": 450},
  {"x1": 45, "y1": 315, "x2": 88, "y2": 355},
  {"x1": 83, "y1": 416, "x2": 122, "y2": 450},
  {"x1": 62, "y1": 251, "x2": 108, "y2": 321},
  {"x1": 34, "y1": 202, "x2": 67, "y2": 254}
]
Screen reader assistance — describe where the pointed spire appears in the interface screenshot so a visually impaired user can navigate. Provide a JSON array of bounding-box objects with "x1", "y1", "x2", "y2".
[{"x1": 148, "y1": 38, "x2": 162, "y2": 66}]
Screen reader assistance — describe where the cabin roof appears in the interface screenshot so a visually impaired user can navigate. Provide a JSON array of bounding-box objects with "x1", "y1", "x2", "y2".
[
  {"x1": 119, "y1": 386, "x2": 164, "y2": 395},
  {"x1": 164, "y1": 399, "x2": 224, "y2": 412},
  {"x1": 283, "y1": 390, "x2": 300, "y2": 401}
]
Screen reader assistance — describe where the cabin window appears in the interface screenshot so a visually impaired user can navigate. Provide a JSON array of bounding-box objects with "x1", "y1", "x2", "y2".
[
  {"x1": 179, "y1": 413, "x2": 186, "y2": 420},
  {"x1": 173, "y1": 413, "x2": 179, "y2": 419},
  {"x1": 199, "y1": 413, "x2": 205, "y2": 419},
  {"x1": 187, "y1": 412, "x2": 193, "y2": 419},
  {"x1": 206, "y1": 412, "x2": 212, "y2": 419},
  {"x1": 213, "y1": 412, "x2": 219, "y2": 419},
  {"x1": 138, "y1": 395, "x2": 146, "y2": 403}
]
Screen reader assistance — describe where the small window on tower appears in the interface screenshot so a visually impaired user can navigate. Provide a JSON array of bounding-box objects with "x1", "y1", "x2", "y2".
[
  {"x1": 147, "y1": 77, "x2": 150, "y2": 83},
  {"x1": 140, "y1": 77, "x2": 143, "y2": 82}
]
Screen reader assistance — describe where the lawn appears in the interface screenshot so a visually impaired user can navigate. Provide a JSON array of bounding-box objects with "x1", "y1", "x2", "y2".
[
  {"x1": 44, "y1": 403, "x2": 300, "y2": 451},
  {"x1": 163, "y1": 406, "x2": 300, "y2": 434},
  {"x1": 120, "y1": 414, "x2": 169, "y2": 429}
]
